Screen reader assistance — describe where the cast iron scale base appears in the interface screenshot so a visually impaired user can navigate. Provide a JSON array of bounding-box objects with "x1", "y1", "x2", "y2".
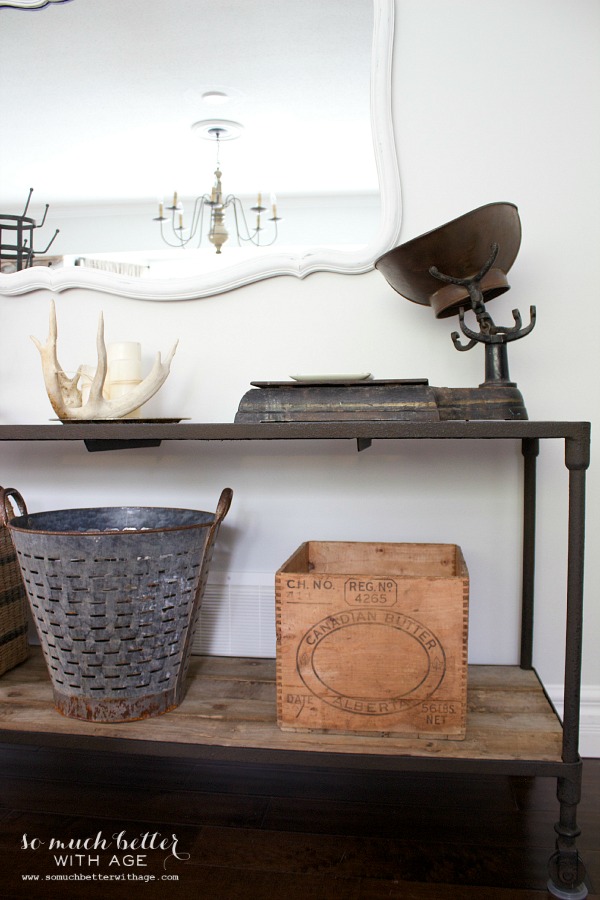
[{"x1": 234, "y1": 376, "x2": 528, "y2": 424}]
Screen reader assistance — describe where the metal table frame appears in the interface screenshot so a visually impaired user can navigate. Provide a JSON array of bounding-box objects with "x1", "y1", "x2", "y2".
[{"x1": 0, "y1": 420, "x2": 591, "y2": 897}]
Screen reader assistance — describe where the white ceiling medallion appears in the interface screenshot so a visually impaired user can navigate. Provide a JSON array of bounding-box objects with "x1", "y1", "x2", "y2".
[{"x1": 191, "y1": 119, "x2": 244, "y2": 141}]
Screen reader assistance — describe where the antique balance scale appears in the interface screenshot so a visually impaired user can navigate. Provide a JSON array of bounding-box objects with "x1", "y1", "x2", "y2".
[{"x1": 235, "y1": 202, "x2": 537, "y2": 425}]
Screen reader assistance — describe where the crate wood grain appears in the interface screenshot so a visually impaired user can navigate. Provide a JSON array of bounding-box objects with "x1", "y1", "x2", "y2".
[
  {"x1": 0, "y1": 648, "x2": 562, "y2": 762},
  {"x1": 275, "y1": 541, "x2": 469, "y2": 738}
]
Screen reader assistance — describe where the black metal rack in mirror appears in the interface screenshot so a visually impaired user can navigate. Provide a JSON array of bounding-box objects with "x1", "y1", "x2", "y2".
[{"x1": 0, "y1": 189, "x2": 59, "y2": 273}]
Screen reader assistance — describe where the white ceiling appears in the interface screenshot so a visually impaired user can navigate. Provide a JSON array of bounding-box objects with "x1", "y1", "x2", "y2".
[{"x1": 0, "y1": 0, "x2": 377, "y2": 212}]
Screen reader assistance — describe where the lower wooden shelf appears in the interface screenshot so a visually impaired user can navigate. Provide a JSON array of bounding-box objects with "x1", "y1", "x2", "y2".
[{"x1": 0, "y1": 648, "x2": 562, "y2": 763}]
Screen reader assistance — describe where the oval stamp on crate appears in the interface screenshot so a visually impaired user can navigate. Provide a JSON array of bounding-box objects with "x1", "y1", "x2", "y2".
[{"x1": 296, "y1": 608, "x2": 447, "y2": 715}]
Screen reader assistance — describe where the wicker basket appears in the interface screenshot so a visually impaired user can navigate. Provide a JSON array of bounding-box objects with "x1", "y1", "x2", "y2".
[
  {"x1": 1, "y1": 487, "x2": 232, "y2": 723},
  {"x1": 0, "y1": 487, "x2": 30, "y2": 677}
]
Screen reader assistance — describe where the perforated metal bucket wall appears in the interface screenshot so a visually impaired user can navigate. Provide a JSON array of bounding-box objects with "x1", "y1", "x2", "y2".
[{"x1": 8, "y1": 506, "x2": 219, "y2": 723}]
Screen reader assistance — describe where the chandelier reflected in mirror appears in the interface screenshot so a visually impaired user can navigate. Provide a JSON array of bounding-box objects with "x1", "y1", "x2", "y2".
[{"x1": 153, "y1": 119, "x2": 281, "y2": 255}]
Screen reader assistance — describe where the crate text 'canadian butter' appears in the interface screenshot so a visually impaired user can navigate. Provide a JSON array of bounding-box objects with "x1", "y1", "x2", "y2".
[{"x1": 276, "y1": 541, "x2": 469, "y2": 739}]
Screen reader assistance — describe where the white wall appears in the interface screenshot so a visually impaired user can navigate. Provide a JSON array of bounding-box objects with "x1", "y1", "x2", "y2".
[
  {"x1": 1, "y1": 0, "x2": 599, "y2": 752},
  {"x1": 390, "y1": 0, "x2": 600, "y2": 757}
]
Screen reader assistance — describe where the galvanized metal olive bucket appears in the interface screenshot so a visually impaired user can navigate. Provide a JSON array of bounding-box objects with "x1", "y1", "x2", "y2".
[{"x1": 0, "y1": 487, "x2": 232, "y2": 724}]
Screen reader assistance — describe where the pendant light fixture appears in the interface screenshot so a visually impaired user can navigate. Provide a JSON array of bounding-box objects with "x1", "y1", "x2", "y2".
[{"x1": 153, "y1": 119, "x2": 281, "y2": 254}]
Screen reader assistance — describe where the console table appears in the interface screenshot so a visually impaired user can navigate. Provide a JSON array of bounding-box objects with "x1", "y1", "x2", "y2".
[{"x1": 0, "y1": 420, "x2": 591, "y2": 898}]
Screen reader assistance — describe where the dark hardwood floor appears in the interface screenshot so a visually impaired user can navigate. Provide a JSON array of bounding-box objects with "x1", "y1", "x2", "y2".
[{"x1": 0, "y1": 740, "x2": 597, "y2": 899}]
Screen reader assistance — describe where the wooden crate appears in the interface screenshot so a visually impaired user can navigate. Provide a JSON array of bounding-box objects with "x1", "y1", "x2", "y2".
[{"x1": 276, "y1": 541, "x2": 469, "y2": 739}]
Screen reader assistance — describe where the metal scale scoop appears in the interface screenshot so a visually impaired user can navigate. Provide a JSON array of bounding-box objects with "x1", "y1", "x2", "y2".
[
  {"x1": 235, "y1": 202, "x2": 536, "y2": 423},
  {"x1": 375, "y1": 200, "x2": 535, "y2": 418}
]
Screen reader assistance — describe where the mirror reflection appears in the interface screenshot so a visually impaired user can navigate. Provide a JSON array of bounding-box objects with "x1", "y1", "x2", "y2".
[{"x1": 0, "y1": 0, "x2": 399, "y2": 297}]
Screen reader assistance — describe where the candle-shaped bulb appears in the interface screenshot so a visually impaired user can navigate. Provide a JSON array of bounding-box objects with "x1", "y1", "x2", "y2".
[
  {"x1": 257, "y1": 192, "x2": 262, "y2": 207},
  {"x1": 173, "y1": 191, "x2": 178, "y2": 208},
  {"x1": 158, "y1": 201, "x2": 164, "y2": 218}
]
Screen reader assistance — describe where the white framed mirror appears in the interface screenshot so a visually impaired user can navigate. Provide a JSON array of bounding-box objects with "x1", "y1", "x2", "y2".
[{"x1": 0, "y1": 0, "x2": 400, "y2": 301}]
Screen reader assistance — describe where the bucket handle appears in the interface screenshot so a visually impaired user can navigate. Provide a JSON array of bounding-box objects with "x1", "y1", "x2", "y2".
[
  {"x1": 213, "y1": 487, "x2": 233, "y2": 530},
  {"x1": 0, "y1": 486, "x2": 28, "y2": 527}
]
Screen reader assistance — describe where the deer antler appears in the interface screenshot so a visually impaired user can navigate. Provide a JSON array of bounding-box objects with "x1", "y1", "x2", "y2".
[{"x1": 31, "y1": 301, "x2": 178, "y2": 419}]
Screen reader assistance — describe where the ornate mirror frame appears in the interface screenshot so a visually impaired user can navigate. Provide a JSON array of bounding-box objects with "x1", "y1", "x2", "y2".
[{"x1": 0, "y1": 0, "x2": 400, "y2": 301}]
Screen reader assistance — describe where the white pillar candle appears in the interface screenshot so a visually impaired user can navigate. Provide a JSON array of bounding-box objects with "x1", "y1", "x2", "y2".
[
  {"x1": 108, "y1": 380, "x2": 143, "y2": 418},
  {"x1": 109, "y1": 357, "x2": 142, "y2": 382},
  {"x1": 105, "y1": 343, "x2": 143, "y2": 416},
  {"x1": 107, "y1": 342, "x2": 142, "y2": 385},
  {"x1": 107, "y1": 342, "x2": 141, "y2": 363}
]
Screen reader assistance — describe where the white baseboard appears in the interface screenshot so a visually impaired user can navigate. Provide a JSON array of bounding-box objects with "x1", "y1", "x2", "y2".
[{"x1": 546, "y1": 685, "x2": 600, "y2": 758}]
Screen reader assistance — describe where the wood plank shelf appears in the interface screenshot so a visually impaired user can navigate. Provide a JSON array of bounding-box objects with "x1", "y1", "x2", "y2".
[{"x1": 0, "y1": 649, "x2": 562, "y2": 763}]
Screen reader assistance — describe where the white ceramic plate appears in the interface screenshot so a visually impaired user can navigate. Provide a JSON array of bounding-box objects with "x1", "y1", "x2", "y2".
[{"x1": 290, "y1": 373, "x2": 372, "y2": 383}]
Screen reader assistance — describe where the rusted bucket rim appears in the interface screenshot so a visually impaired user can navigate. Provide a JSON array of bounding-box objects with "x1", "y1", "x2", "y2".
[{"x1": 6, "y1": 507, "x2": 216, "y2": 537}]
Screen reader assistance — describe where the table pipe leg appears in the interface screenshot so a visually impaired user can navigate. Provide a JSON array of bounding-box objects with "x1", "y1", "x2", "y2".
[
  {"x1": 520, "y1": 437, "x2": 539, "y2": 669},
  {"x1": 548, "y1": 770, "x2": 587, "y2": 899},
  {"x1": 548, "y1": 436, "x2": 590, "y2": 899}
]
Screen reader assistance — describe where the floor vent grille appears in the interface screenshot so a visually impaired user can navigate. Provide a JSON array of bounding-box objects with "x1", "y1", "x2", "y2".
[{"x1": 193, "y1": 572, "x2": 276, "y2": 658}]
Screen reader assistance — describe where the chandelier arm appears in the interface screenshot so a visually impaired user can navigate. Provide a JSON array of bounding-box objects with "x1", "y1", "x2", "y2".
[
  {"x1": 169, "y1": 206, "x2": 188, "y2": 247},
  {"x1": 231, "y1": 198, "x2": 258, "y2": 243},
  {"x1": 259, "y1": 219, "x2": 279, "y2": 247},
  {"x1": 188, "y1": 195, "x2": 208, "y2": 241},
  {"x1": 193, "y1": 200, "x2": 208, "y2": 249},
  {"x1": 229, "y1": 200, "x2": 244, "y2": 246},
  {"x1": 231, "y1": 197, "x2": 278, "y2": 246},
  {"x1": 158, "y1": 219, "x2": 186, "y2": 248}
]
